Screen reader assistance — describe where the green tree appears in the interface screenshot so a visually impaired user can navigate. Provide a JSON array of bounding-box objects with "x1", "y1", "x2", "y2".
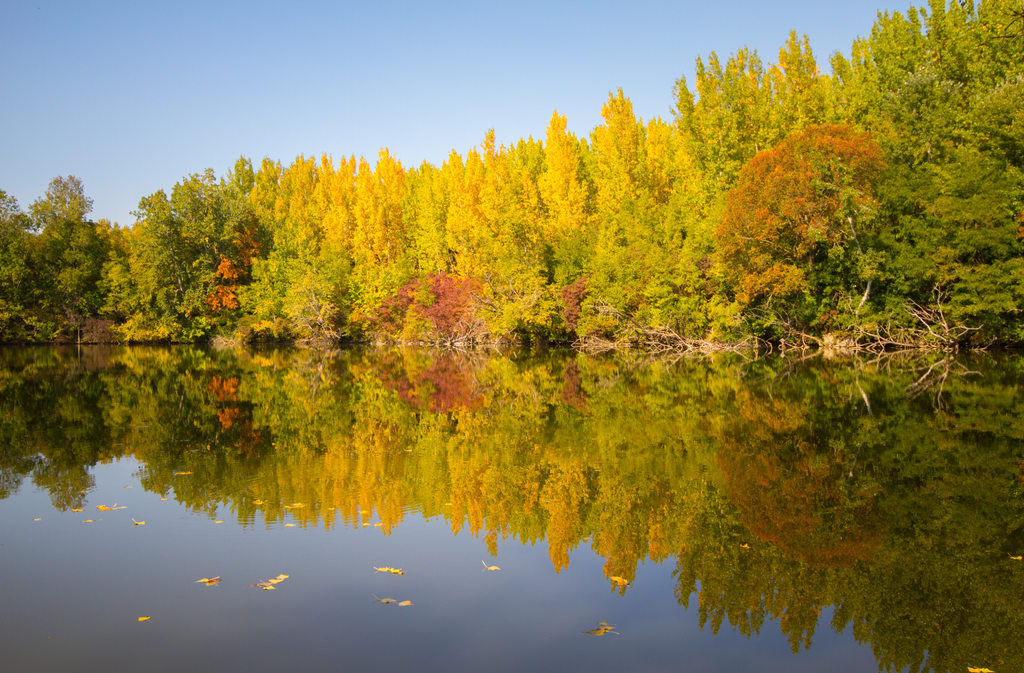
[
  {"x1": 29, "y1": 176, "x2": 110, "y2": 337},
  {"x1": 0, "y1": 190, "x2": 37, "y2": 339}
]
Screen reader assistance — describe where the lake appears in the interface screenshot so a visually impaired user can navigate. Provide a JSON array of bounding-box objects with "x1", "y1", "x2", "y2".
[{"x1": 1, "y1": 345, "x2": 1022, "y2": 672}]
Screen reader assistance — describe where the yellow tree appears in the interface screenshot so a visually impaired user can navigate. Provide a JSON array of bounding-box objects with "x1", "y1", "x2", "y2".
[
  {"x1": 349, "y1": 149, "x2": 413, "y2": 325},
  {"x1": 406, "y1": 162, "x2": 452, "y2": 275},
  {"x1": 538, "y1": 111, "x2": 590, "y2": 241},
  {"x1": 768, "y1": 32, "x2": 833, "y2": 135},
  {"x1": 444, "y1": 146, "x2": 488, "y2": 279}
]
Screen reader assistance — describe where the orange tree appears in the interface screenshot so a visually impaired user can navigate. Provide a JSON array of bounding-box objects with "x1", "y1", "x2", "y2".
[{"x1": 716, "y1": 124, "x2": 884, "y2": 340}]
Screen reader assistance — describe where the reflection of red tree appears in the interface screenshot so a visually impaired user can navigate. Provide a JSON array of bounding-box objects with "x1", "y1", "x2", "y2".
[
  {"x1": 560, "y1": 359, "x2": 588, "y2": 413},
  {"x1": 372, "y1": 352, "x2": 483, "y2": 412}
]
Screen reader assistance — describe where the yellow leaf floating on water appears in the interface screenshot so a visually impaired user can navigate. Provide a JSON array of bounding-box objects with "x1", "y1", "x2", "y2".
[
  {"x1": 71, "y1": 508, "x2": 83, "y2": 512},
  {"x1": 82, "y1": 519, "x2": 94, "y2": 523},
  {"x1": 131, "y1": 518, "x2": 146, "y2": 526},
  {"x1": 398, "y1": 600, "x2": 413, "y2": 607},
  {"x1": 283, "y1": 503, "x2": 304, "y2": 509},
  {"x1": 372, "y1": 594, "x2": 397, "y2": 604},
  {"x1": 609, "y1": 576, "x2": 630, "y2": 586},
  {"x1": 250, "y1": 574, "x2": 289, "y2": 590},
  {"x1": 33, "y1": 518, "x2": 42, "y2": 521},
  {"x1": 739, "y1": 543, "x2": 751, "y2": 549},
  {"x1": 481, "y1": 560, "x2": 501, "y2": 571},
  {"x1": 252, "y1": 499, "x2": 264, "y2": 506},
  {"x1": 96, "y1": 504, "x2": 126, "y2": 511},
  {"x1": 582, "y1": 621, "x2": 618, "y2": 636},
  {"x1": 1009, "y1": 554, "x2": 1022, "y2": 561},
  {"x1": 173, "y1": 471, "x2": 192, "y2": 476},
  {"x1": 284, "y1": 523, "x2": 296, "y2": 528},
  {"x1": 137, "y1": 616, "x2": 150, "y2": 622},
  {"x1": 195, "y1": 577, "x2": 221, "y2": 586},
  {"x1": 214, "y1": 520, "x2": 224, "y2": 524},
  {"x1": 160, "y1": 497, "x2": 169, "y2": 501},
  {"x1": 967, "y1": 667, "x2": 995, "y2": 673},
  {"x1": 374, "y1": 566, "x2": 405, "y2": 575}
]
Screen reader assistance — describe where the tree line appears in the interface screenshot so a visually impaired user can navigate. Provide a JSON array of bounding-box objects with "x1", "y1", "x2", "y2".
[{"x1": 2, "y1": 0, "x2": 1022, "y2": 348}]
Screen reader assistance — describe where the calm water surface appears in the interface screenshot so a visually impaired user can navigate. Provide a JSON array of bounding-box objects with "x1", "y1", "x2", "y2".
[{"x1": 1, "y1": 346, "x2": 1022, "y2": 673}]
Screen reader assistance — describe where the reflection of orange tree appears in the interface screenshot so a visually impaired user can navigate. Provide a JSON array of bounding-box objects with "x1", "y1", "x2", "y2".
[
  {"x1": 709, "y1": 387, "x2": 882, "y2": 567},
  {"x1": 206, "y1": 374, "x2": 264, "y2": 460}
]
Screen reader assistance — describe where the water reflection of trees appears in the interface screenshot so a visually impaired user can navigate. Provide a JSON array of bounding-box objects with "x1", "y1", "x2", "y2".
[{"x1": 2, "y1": 346, "x2": 1023, "y2": 673}]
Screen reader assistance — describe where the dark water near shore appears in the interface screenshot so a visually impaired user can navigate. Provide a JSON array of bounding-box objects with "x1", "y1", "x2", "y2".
[{"x1": 1, "y1": 345, "x2": 1022, "y2": 673}]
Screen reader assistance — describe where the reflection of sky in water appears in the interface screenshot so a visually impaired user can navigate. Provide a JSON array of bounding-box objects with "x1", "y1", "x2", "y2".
[{"x1": 1, "y1": 459, "x2": 878, "y2": 673}]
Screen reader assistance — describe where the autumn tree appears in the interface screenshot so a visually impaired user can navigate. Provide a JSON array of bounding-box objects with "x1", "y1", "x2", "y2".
[{"x1": 717, "y1": 124, "x2": 884, "y2": 337}]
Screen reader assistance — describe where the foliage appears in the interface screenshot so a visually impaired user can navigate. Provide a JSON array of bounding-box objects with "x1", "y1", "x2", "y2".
[
  {"x1": 717, "y1": 124, "x2": 885, "y2": 336},
  {"x1": 4, "y1": 1, "x2": 1024, "y2": 349}
]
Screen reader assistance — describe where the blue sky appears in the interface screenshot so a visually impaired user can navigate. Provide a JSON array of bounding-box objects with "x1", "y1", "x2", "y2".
[{"x1": 1, "y1": 0, "x2": 894, "y2": 227}]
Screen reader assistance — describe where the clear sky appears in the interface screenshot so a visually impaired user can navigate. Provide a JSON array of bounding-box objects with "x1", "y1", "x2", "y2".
[{"x1": 1, "y1": 0, "x2": 895, "y2": 227}]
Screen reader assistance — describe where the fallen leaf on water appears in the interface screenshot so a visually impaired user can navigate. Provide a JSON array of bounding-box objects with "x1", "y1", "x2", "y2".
[
  {"x1": 214, "y1": 520, "x2": 224, "y2": 524},
  {"x1": 283, "y1": 503, "x2": 304, "y2": 509},
  {"x1": 82, "y1": 519, "x2": 94, "y2": 523},
  {"x1": 481, "y1": 560, "x2": 501, "y2": 571},
  {"x1": 284, "y1": 523, "x2": 296, "y2": 527},
  {"x1": 137, "y1": 616, "x2": 150, "y2": 622},
  {"x1": 195, "y1": 577, "x2": 221, "y2": 586},
  {"x1": 398, "y1": 600, "x2": 413, "y2": 607},
  {"x1": 739, "y1": 543, "x2": 751, "y2": 549},
  {"x1": 173, "y1": 471, "x2": 192, "y2": 476},
  {"x1": 71, "y1": 508, "x2": 83, "y2": 512},
  {"x1": 582, "y1": 621, "x2": 618, "y2": 636},
  {"x1": 967, "y1": 667, "x2": 995, "y2": 673},
  {"x1": 33, "y1": 518, "x2": 42, "y2": 521},
  {"x1": 250, "y1": 574, "x2": 289, "y2": 589},
  {"x1": 374, "y1": 566, "x2": 405, "y2": 575},
  {"x1": 131, "y1": 518, "x2": 146, "y2": 526},
  {"x1": 123, "y1": 485, "x2": 133, "y2": 489},
  {"x1": 609, "y1": 576, "x2": 629, "y2": 586},
  {"x1": 372, "y1": 594, "x2": 397, "y2": 604},
  {"x1": 160, "y1": 497, "x2": 169, "y2": 501},
  {"x1": 1009, "y1": 554, "x2": 1022, "y2": 561},
  {"x1": 252, "y1": 499, "x2": 264, "y2": 505},
  {"x1": 96, "y1": 504, "x2": 126, "y2": 511}
]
